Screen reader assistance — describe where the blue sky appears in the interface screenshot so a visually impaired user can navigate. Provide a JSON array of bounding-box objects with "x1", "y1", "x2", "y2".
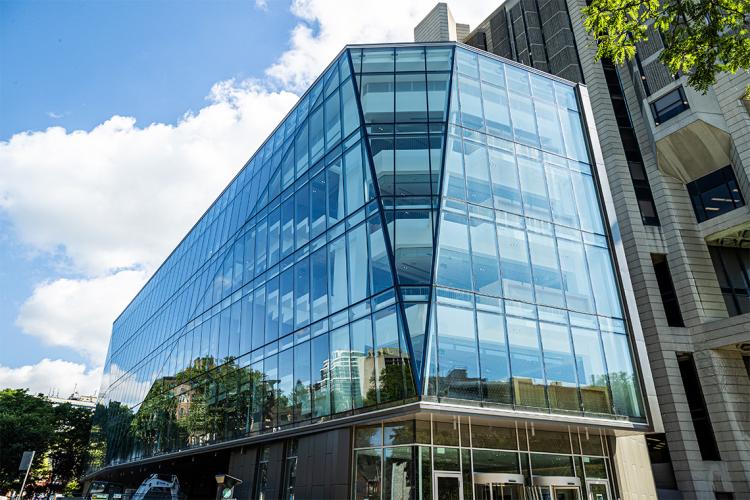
[{"x1": 0, "y1": 0, "x2": 491, "y2": 396}]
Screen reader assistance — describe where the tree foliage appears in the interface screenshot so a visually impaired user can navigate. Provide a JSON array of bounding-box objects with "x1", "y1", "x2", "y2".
[
  {"x1": 583, "y1": 0, "x2": 750, "y2": 92},
  {"x1": 0, "y1": 389, "x2": 93, "y2": 495}
]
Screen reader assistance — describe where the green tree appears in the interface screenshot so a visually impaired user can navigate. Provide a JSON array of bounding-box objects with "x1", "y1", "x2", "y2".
[
  {"x1": 0, "y1": 389, "x2": 54, "y2": 491},
  {"x1": 583, "y1": 0, "x2": 750, "y2": 92},
  {"x1": 48, "y1": 403, "x2": 94, "y2": 493}
]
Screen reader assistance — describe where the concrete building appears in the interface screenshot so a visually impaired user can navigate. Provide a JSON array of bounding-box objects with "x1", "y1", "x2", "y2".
[
  {"x1": 414, "y1": 3, "x2": 470, "y2": 43},
  {"x1": 84, "y1": 41, "x2": 661, "y2": 499},
  {"x1": 440, "y1": 1, "x2": 750, "y2": 498}
]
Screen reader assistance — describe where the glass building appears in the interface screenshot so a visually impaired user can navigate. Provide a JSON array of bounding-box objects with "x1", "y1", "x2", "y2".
[{"x1": 86, "y1": 43, "x2": 655, "y2": 500}]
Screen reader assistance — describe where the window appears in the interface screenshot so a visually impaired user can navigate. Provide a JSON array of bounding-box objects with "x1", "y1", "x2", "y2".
[
  {"x1": 651, "y1": 87, "x2": 689, "y2": 125},
  {"x1": 652, "y1": 254, "x2": 684, "y2": 327},
  {"x1": 282, "y1": 439, "x2": 298, "y2": 500},
  {"x1": 677, "y1": 353, "x2": 721, "y2": 460},
  {"x1": 709, "y1": 246, "x2": 750, "y2": 316},
  {"x1": 687, "y1": 165, "x2": 745, "y2": 222},
  {"x1": 600, "y1": 59, "x2": 660, "y2": 226},
  {"x1": 254, "y1": 446, "x2": 271, "y2": 500}
]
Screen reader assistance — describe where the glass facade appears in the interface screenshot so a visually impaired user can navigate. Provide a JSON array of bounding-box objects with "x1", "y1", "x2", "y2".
[
  {"x1": 353, "y1": 417, "x2": 613, "y2": 500},
  {"x1": 88, "y1": 44, "x2": 646, "y2": 472}
]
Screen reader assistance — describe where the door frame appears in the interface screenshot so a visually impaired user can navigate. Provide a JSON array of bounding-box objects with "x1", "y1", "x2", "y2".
[
  {"x1": 433, "y1": 471, "x2": 464, "y2": 500},
  {"x1": 584, "y1": 479, "x2": 611, "y2": 500}
]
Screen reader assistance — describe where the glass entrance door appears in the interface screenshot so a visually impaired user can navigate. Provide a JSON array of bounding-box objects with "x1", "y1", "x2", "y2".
[
  {"x1": 434, "y1": 472, "x2": 463, "y2": 500},
  {"x1": 476, "y1": 482, "x2": 526, "y2": 500},
  {"x1": 585, "y1": 480, "x2": 611, "y2": 500},
  {"x1": 552, "y1": 487, "x2": 580, "y2": 500}
]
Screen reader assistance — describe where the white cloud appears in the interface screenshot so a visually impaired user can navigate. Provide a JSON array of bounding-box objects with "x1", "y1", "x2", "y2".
[
  {"x1": 0, "y1": 81, "x2": 298, "y2": 276},
  {"x1": 255, "y1": 0, "x2": 269, "y2": 11},
  {"x1": 1, "y1": 0, "x2": 498, "y2": 397},
  {"x1": 0, "y1": 358, "x2": 102, "y2": 396},
  {"x1": 15, "y1": 270, "x2": 149, "y2": 364}
]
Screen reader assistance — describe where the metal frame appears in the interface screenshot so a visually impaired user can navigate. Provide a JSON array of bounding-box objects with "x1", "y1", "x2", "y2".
[{"x1": 433, "y1": 471, "x2": 464, "y2": 500}]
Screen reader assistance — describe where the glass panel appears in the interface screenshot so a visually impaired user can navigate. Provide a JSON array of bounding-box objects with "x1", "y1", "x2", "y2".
[
  {"x1": 311, "y1": 170, "x2": 327, "y2": 238},
  {"x1": 374, "y1": 306, "x2": 404, "y2": 403},
  {"x1": 268, "y1": 207, "x2": 281, "y2": 266},
  {"x1": 481, "y1": 83, "x2": 512, "y2": 140},
  {"x1": 368, "y1": 215, "x2": 393, "y2": 294},
  {"x1": 280, "y1": 267, "x2": 294, "y2": 337},
  {"x1": 476, "y1": 310, "x2": 511, "y2": 404},
  {"x1": 281, "y1": 197, "x2": 295, "y2": 259},
  {"x1": 571, "y1": 170, "x2": 604, "y2": 235},
  {"x1": 497, "y1": 218, "x2": 534, "y2": 303},
  {"x1": 433, "y1": 447, "x2": 460, "y2": 471},
  {"x1": 395, "y1": 73, "x2": 427, "y2": 122},
  {"x1": 351, "y1": 316, "x2": 376, "y2": 408},
  {"x1": 310, "y1": 106, "x2": 325, "y2": 163},
  {"x1": 472, "y1": 449, "x2": 519, "y2": 473},
  {"x1": 327, "y1": 158, "x2": 345, "y2": 227},
  {"x1": 265, "y1": 276, "x2": 280, "y2": 343},
  {"x1": 427, "y1": 73, "x2": 451, "y2": 122},
  {"x1": 362, "y1": 48, "x2": 394, "y2": 72},
  {"x1": 601, "y1": 332, "x2": 643, "y2": 417},
  {"x1": 464, "y1": 140, "x2": 492, "y2": 206},
  {"x1": 263, "y1": 354, "x2": 278, "y2": 429},
  {"x1": 539, "y1": 321, "x2": 579, "y2": 411},
  {"x1": 354, "y1": 449, "x2": 382, "y2": 500},
  {"x1": 394, "y1": 126, "x2": 431, "y2": 196},
  {"x1": 507, "y1": 316, "x2": 546, "y2": 408},
  {"x1": 528, "y1": 231, "x2": 565, "y2": 308},
  {"x1": 444, "y1": 135, "x2": 466, "y2": 200},
  {"x1": 341, "y1": 77, "x2": 360, "y2": 139},
  {"x1": 330, "y1": 326, "x2": 352, "y2": 413},
  {"x1": 470, "y1": 214, "x2": 502, "y2": 296},
  {"x1": 529, "y1": 453, "x2": 574, "y2": 476},
  {"x1": 293, "y1": 340, "x2": 311, "y2": 421},
  {"x1": 470, "y1": 424, "x2": 517, "y2": 450},
  {"x1": 586, "y1": 244, "x2": 622, "y2": 318},
  {"x1": 571, "y1": 325, "x2": 611, "y2": 414},
  {"x1": 558, "y1": 237, "x2": 595, "y2": 314},
  {"x1": 278, "y1": 348, "x2": 294, "y2": 427},
  {"x1": 546, "y1": 161, "x2": 578, "y2": 228},
  {"x1": 360, "y1": 74, "x2": 394, "y2": 123},
  {"x1": 426, "y1": 46, "x2": 453, "y2": 71},
  {"x1": 345, "y1": 143, "x2": 366, "y2": 214},
  {"x1": 384, "y1": 447, "x2": 416, "y2": 500},
  {"x1": 328, "y1": 235, "x2": 349, "y2": 313},
  {"x1": 436, "y1": 211, "x2": 472, "y2": 291},
  {"x1": 369, "y1": 125, "x2": 395, "y2": 196},
  {"x1": 394, "y1": 203, "x2": 433, "y2": 285},
  {"x1": 295, "y1": 257, "x2": 310, "y2": 329},
  {"x1": 295, "y1": 183, "x2": 310, "y2": 249},
  {"x1": 436, "y1": 303, "x2": 480, "y2": 400},
  {"x1": 517, "y1": 149, "x2": 551, "y2": 221},
  {"x1": 488, "y1": 144, "x2": 522, "y2": 214},
  {"x1": 295, "y1": 121, "x2": 309, "y2": 176},
  {"x1": 348, "y1": 223, "x2": 370, "y2": 304},
  {"x1": 325, "y1": 90, "x2": 341, "y2": 148},
  {"x1": 310, "y1": 247, "x2": 328, "y2": 321},
  {"x1": 396, "y1": 47, "x2": 425, "y2": 72},
  {"x1": 458, "y1": 74, "x2": 484, "y2": 130},
  {"x1": 311, "y1": 332, "x2": 330, "y2": 418},
  {"x1": 355, "y1": 424, "x2": 382, "y2": 448},
  {"x1": 252, "y1": 285, "x2": 266, "y2": 350}
]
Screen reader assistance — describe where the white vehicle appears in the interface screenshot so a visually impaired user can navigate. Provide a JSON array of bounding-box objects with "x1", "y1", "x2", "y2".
[{"x1": 130, "y1": 474, "x2": 182, "y2": 500}]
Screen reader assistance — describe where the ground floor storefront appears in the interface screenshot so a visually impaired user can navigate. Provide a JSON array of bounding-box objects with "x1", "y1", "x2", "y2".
[{"x1": 86, "y1": 410, "x2": 648, "y2": 499}]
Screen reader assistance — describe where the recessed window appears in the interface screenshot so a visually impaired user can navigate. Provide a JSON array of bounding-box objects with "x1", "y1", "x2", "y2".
[
  {"x1": 677, "y1": 353, "x2": 721, "y2": 461},
  {"x1": 652, "y1": 254, "x2": 684, "y2": 327},
  {"x1": 709, "y1": 245, "x2": 750, "y2": 316},
  {"x1": 651, "y1": 87, "x2": 689, "y2": 125},
  {"x1": 687, "y1": 165, "x2": 745, "y2": 222}
]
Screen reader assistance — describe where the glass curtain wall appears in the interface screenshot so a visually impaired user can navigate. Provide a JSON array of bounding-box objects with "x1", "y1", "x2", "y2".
[
  {"x1": 425, "y1": 48, "x2": 645, "y2": 421},
  {"x1": 90, "y1": 48, "x2": 426, "y2": 468}
]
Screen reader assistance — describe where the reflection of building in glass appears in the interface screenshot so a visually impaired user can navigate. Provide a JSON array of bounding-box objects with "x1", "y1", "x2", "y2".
[
  {"x1": 85, "y1": 41, "x2": 659, "y2": 499},
  {"x1": 458, "y1": 0, "x2": 750, "y2": 496}
]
